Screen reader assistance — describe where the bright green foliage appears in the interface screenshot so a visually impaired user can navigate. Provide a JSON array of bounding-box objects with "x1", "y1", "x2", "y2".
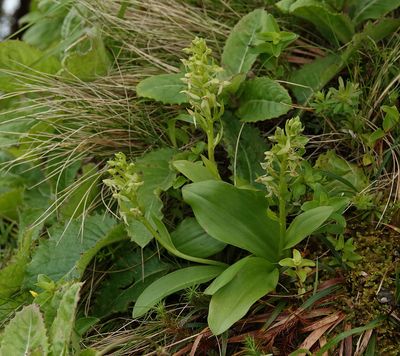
[
  {"x1": 132, "y1": 265, "x2": 225, "y2": 318},
  {"x1": 0, "y1": 40, "x2": 60, "y2": 92},
  {"x1": 183, "y1": 181, "x2": 281, "y2": 261},
  {"x1": 136, "y1": 73, "x2": 188, "y2": 104},
  {"x1": 279, "y1": 249, "x2": 315, "y2": 294},
  {"x1": 182, "y1": 37, "x2": 230, "y2": 164},
  {"x1": 312, "y1": 78, "x2": 361, "y2": 118},
  {"x1": 173, "y1": 160, "x2": 216, "y2": 182},
  {"x1": 327, "y1": 235, "x2": 362, "y2": 268},
  {"x1": 171, "y1": 217, "x2": 226, "y2": 258},
  {"x1": 207, "y1": 257, "x2": 278, "y2": 335},
  {"x1": 382, "y1": 105, "x2": 399, "y2": 132},
  {"x1": 236, "y1": 77, "x2": 292, "y2": 122},
  {"x1": 0, "y1": 304, "x2": 49, "y2": 356}
]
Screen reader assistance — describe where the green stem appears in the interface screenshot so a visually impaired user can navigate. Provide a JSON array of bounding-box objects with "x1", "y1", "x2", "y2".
[
  {"x1": 207, "y1": 124, "x2": 215, "y2": 164},
  {"x1": 278, "y1": 157, "x2": 288, "y2": 253}
]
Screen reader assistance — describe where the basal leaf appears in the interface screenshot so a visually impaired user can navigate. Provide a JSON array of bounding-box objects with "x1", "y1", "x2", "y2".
[
  {"x1": 183, "y1": 181, "x2": 281, "y2": 262},
  {"x1": 351, "y1": 0, "x2": 400, "y2": 25},
  {"x1": 49, "y1": 282, "x2": 82, "y2": 356},
  {"x1": 236, "y1": 77, "x2": 291, "y2": 122},
  {"x1": 136, "y1": 73, "x2": 187, "y2": 104},
  {"x1": 285, "y1": 206, "x2": 334, "y2": 249},
  {"x1": 0, "y1": 40, "x2": 60, "y2": 92},
  {"x1": 171, "y1": 217, "x2": 226, "y2": 258},
  {"x1": 0, "y1": 304, "x2": 49, "y2": 356},
  {"x1": 132, "y1": 265, "x2": 225, "y2": 318},
  {"x1": 222, "y1": 9, "x2": 271, "y2": 75},
  {"x1": 288, "y1": 0, "x2": 354, "y2": 45},
  {"x1": 208, "y1": 258, "x2": 279, "y2": 335}
]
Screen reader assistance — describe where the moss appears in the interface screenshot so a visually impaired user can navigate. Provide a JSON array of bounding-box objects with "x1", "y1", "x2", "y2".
[{"x1": 340, "y1": 228, "x2": 400, "y2": 354}]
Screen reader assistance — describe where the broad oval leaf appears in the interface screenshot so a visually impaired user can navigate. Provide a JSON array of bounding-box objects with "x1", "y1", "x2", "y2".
[
  {"x1": 0, "y1": 304, "x2": 49, "y2": 355},
  {"x1": 173, "y1": 160, "x2": 216, "y2": 182},
  {"x1": 285, "y1": 206, "x2": 334, "y2": 249},
  {"x1": 171, "y1": 218, "x2": 226, "y2": 258},
  {"x1": 136, "y1": 73, "x2": 188, "y2": 104},
  {"x1": 183, "y1": 180, "x2": 281, "y2": 262},
  {"x1": 351, "y1": 0, "x2": 400, "y2": 25},
  {"x1": 289, "y1": 0, "x2": 354, "y2": 45},
  {"x1": 132, "y1": 265, "x2": 225, "y2": 318},
  {"x1": 208, "y1": 258, "x2": 279, "y2": 335},
  {"x1": 205, "y1": 256, "x2": 251, "y2": 295},
  {"x1": 236, "y1": 77, "x2": 291, "y2": 122},
  {"x1": 222, "y1": 9, "x2": 270, "y2": 75}
]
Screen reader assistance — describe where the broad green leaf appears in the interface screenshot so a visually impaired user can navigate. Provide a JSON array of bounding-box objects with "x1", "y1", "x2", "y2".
[
  {"x1": 92, "y1": 245, "x2": 170, "y2": 318},
  {"x1": 222, "y1": 9, "x2": 272, "y2": 75},
  {"x1": 49, "y1": 282, "x2": 82, "y2": 356},
  {"x1": 173, "y1": 160, "x2": 216, "y2": 182},
  {"x1": 276, "y1": 0, "x2": 296, "y2": 13},
  {"x1": 132, "y1": 265, "x2": 225, "y2": 318},
  {"x1": 136, "y1": 73, "x2": 187, "y2": 104},
  {"x1": 290, "y1": 53, "x2": 345, "y2": 104},
  {"x1": 208, "y1": 258, "x2": 279, "y2": 335},
  {"x1": 285, "y1": 206, "x2": 334, "y2": 249},
  {"x1": 0, "y1": 40, "x2": 61, "y2": 92},
  {"x1": 222, "y1": 113, "x2": 268, "y2": 187},
  {"x1": 62, "y1": 31, "x2": 110, "y2": 80},
  {"x1": 171, "y1": 218, "x2": 226, "y2": 258},
  {"x1": 0, "y1": 304, "x2": 49, "y2": 356},
  {"x1": 205, "y1": 256, "x2": 251, "y2": 295},
  {"x1": 128, "y1": 148, "x2": 177, "y2": 247},
  {"x1": 351, "y1": 0, "x2": 400, "y2": 25},
  {"x1": 288, "y1": 0, "x2": 354, "y2": 45},
  {"x1": 183, "y1": 181, "x2": 281, "y2": 261},
  {"x1": 314, "y1": 150, "x2": 369, "y2": 195},
  {"x1": 152, "y1": 216, "x2": 226, "y2": 266},
  {"x1": 0, "y1": 188, "x2": 24, "y2": 221},
  {"x1": 236, "y1": 77, "x2": 292, "y2": 122},
  {"x1": 25, "y1": 215, "x2": 126, "y2": 288},
  {"x1": 382, "y1": 105, "x2": 399, "y2": 132}
]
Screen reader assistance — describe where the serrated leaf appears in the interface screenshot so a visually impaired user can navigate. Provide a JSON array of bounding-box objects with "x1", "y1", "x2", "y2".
[
  {"x1": 236, "y1": 77, "x2": 291, "y2": 122},
  {"x1": 25, "y1": 215, "x2": 126, "y2": 288},
  {"x1": 351, "y1": 0, "x2": 400, "y2": 25},
  {"x1": 222, "y1": 9, "x2": 272, "y2": 75},
  {"x1": 171, "y1": 217, "x2": 226, "y2": 258},
  {"x1": 208, "y1": 258, "x2": 278, "y2": 335},
  {"x1": 49, "y1": 282, "x2": 82, "y2": 356},
  {"x1": 0, "y1": 40, "x2": 60, "y2": 92},
  {"x1": 285, "y1": 206, "x2": 334, "y2": 249},
  {"x1": 183, "y1": 181, "x2": 281, "y2": 261},
  {"x1": 288, "y1": 0, "x2": 354, "y2": 45},
  {"x1": 0, "y1": 304, "x2": 49, "y2": 356},
  {"x1": 222, "y1": 113, "x2": 268, "y2": 186},
  {"x1": 136, "y1": 73, "x2": 187, "y2": 104},
  {"x1": 133, "y1": 265, "x2": 225, "y2": 318}
]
